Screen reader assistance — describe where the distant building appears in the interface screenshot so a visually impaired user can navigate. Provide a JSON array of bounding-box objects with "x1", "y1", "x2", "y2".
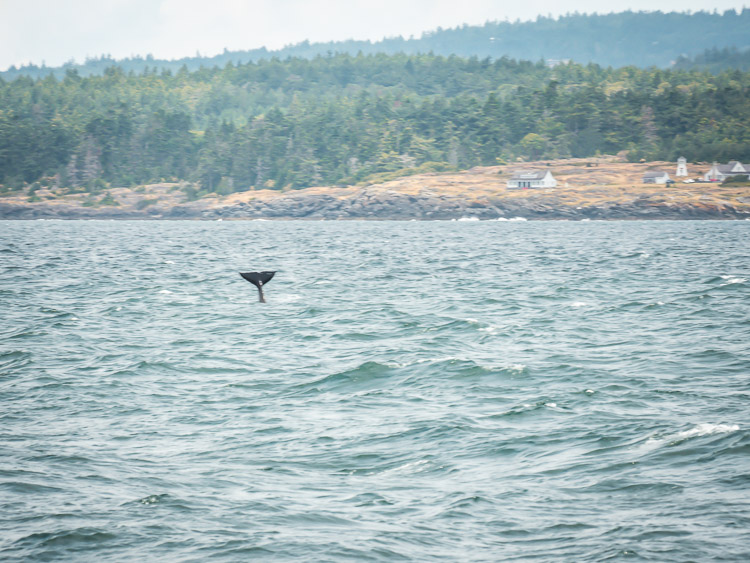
[
  {"x1": 643, "y1": 170, "x2": 671, "y2": 184},
  {"x1": 676, "y1": 157, "x2": 688, "y2": 177},
  {"x1": 704, "y1": 161, "x2": 748, "y2": 182},
  {"x1": 507, "y1": 170, "x2": 557, "y2": 188},
  {"x1": 545, "y1": 59, "x2": 571, "y2": 68}
]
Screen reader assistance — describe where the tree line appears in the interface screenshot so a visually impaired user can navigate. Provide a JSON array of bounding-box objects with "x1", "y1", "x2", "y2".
[
  {"x1": 4, "y1": 9, "x2": 750, "y2": 82},
  {"x1": 1, "y1": 53, "x2": 749, "y2": 195},
  {"x1": 674, "y1": 47, "x2": 750, "y2": 73}
]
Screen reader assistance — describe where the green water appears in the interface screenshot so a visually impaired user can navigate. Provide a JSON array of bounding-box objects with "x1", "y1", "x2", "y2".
[{"x1": 1, "y1": 220, "x2": 749, "y2": 561}]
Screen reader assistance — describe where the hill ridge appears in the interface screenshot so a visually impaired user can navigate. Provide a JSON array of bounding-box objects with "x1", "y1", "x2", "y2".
[{"x1": 4, "y1": 9, "x2": 750, "y2": 80}]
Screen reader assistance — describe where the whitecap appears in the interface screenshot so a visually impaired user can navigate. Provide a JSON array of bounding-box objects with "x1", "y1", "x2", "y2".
[
  {"x1": 164, "y1": 260, "x2": 175, "y2": 264},
  {"x1": 496, "y1": 217, "x2": 509, "y2": 221},
  {"x1": 674, "y1": 423, "x2": 739, "y2": 440},
  {"x1": 719, "y1": 276, "x2": 746, "y2": 286},
  {"x1": 570, "y1": 301, "x2": 588, "y2": 307},
  {"x1": 159, "y1": 289, "x2": 173, "y2": 294},
  {"x1": 385, "y1": 356, "x2": 456, "y2": 369},
  {"x1": 639, "y1": 423, "x2": 739, "y2": 452},
  {"x1": 544, "y1": 402, "x2": 557, "y2": 408},
  {"x1": 417, "y1": 356, "x2": 462, "y2": 365},
  {"x1": 378, "y1": 459, "x2": 431, "y2": 476},
  {"x1": 387, "y1": 355, "x2": 507, "y2": 370},
  {"x1": 509, "y1": 217, "x2": 527, "y2": 222},
  {"x1": 457, "y1": 217, "x2": 480, "y2": 222}
]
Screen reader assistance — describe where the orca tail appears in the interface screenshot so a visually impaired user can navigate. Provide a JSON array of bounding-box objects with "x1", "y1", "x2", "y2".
[
  {"x1": 240, "y1": 271, "x2": 276, "y2": 303},
  {"x1": 240, "y1": 271, "x2": 276, "y2": 288}
]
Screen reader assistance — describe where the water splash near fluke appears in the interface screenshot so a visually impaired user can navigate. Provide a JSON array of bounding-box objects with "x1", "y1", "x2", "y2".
[{"x1": 240, "y1": 271, "x2": 276, "y2": 303}]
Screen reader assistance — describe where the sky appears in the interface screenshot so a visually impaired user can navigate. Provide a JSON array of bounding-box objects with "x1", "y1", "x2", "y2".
[{"x1": 0, "y1": 0, "x2": 745, "y2": 70}]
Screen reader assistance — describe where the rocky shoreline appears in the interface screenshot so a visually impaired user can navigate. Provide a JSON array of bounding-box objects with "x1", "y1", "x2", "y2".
[
  {"x1": 3, "y1": 160, "x2": 750, "y2": 221},
  {"x1": 2, "y1": 191, "x2": 748, "y2": 220}
]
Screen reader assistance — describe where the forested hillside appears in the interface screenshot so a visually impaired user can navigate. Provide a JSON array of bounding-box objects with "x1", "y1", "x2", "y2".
[
  {"x1": 674, "y1": 47, "x2": 750, "y2": 73},
  {"x1": 1, "y1": 53, "x2": 749, "y2": 195},
  {"x1": 4, "y1": 10, "x2": 750, "y2": 81}
]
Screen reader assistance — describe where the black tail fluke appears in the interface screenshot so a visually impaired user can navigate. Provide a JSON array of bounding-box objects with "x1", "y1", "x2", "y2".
[
  {"x1": 240, "y1": 271, "x2": 276, "y2": 302},
  {"x1": 240, "y1": 271, "x2": 275, "y2": 288}
]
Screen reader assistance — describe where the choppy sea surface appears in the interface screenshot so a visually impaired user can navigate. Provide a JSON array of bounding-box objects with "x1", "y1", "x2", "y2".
[{"x1": 1, "y1": 219, "x2": 750, "y2": 562}]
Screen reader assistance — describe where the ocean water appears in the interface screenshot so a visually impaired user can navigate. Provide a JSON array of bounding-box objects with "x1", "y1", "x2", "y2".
[{"x1": 1, "y1": 219, "x2": 749, "y2": 562}]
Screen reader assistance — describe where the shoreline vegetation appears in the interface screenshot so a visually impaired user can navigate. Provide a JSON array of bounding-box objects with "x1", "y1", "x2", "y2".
[
  {"x1": 3, "y1": 157, "x2": 749, "y2": 220},
  {"x1": 2, "y1": 14, "x2": 750, "y2": 219},
  {"x1": 2, "y1": 52, "x2": 750, "y2": 200}
]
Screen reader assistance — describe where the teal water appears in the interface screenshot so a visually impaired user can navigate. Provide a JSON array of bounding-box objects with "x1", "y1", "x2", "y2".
[{"x1": 1, "y1": 220, "x2": 749, "y2": 561}]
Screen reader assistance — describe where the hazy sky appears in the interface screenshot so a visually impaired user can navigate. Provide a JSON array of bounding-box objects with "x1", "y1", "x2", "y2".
[{"x1": 0, "y1": 0, "x2": 745, "y2": 70}]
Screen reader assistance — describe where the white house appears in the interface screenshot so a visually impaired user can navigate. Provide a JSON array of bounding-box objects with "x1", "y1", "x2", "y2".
[
  {"x1": 704, "y1": 161, "x2": 747, "y2": 182},
  {"x1": 643, "y1": 170, "x2": 671, "y2": 184},
  {"x1": 507, "y1": 170, "x2": 557, "y2": 188}
]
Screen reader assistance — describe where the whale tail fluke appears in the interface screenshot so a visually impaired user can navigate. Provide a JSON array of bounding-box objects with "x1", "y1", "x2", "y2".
[
  {"x1": 240, "y1": 271, "x2": 276, "y2": 302},
  {"x1": 240, "y1": 271, "x2": 275, "y2": 288}
]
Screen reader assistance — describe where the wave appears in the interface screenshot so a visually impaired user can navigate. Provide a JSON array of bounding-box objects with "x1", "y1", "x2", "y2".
[
  {"x1": 641, "y1": 423, "x2": 741, "y2": 452},
  {"x1": 290, "y1": 361, "x2": 396, "y2": 394},
  {"x1": 289, "y1": 357, "x2": 529, "y2": 395},
  {"x1": 486, "y1": 399, "x2": 562, "y2": 418},
  {"x1": 11, "y1": 527, "x2": 117, "y2": 550},
  {"x1": 0, "y1": 350, "x2": 33, "y2": 372},
  {"x1": 390, "y1": 356, "x2": 528, "y2": 375},
  {"x1": 0, "y1": 481, "x2": 66, "y2": 494},
  {"x1": 719, "y1": 276, "x2": 747, "y2": 286},
  {"x1": 703, "y1": 275, "x2": 748, "y2": 287},
  {"x1": 673, "y1": 423, "x2": 740, "y2": 440}
]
